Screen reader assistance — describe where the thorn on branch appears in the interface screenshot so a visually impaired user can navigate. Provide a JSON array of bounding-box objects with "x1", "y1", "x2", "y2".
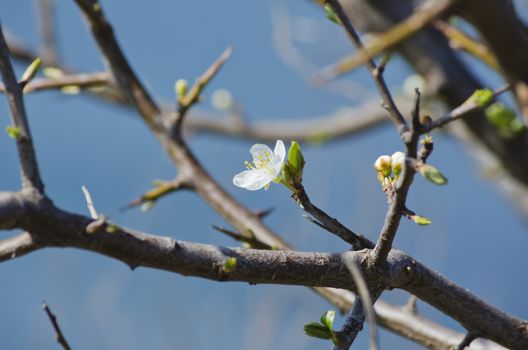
[
  {"x1": 255, "y1": 207, "x2": 275, "y2": 219},
  {"x1": 121, "y1": 177, "x2": 190, "y2": 211},
  {"x1": 454, "y1": 333, "x2": 477, "y2": 350},
  {"x1": 212, "y1": 225, "x2": 272, "y2": 250},
  {"x1": 42, "y1": 301, "x2": 73, "y2": 350}
]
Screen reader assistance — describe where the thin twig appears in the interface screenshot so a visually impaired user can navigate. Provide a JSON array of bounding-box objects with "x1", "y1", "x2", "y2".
[
  {"x1": 81, "y1": 186, "x2": 98, "y2": 219},
  {"x1": 324, "y1": 0, "x2": 408, "y2": 132},
  {"x1": 293, "y1": 185, "x2": 374, "y2": 250},
  {"x1": 0, "y1": 26, "x2": 45, "y2": 193},
  {"x1": 372, "y1": 89, "x2": 421, "y2": 266},
  {"x1": 176, "y1": 47, "x2": 232, "y2": 123},
  {"x1": 42, "y1": 301, "x2": 73, "y2": 350},
  {"x1": 212, "y1": 225, "x2": 272, "y2": 250},
  {"x1": 424, "y1": 84, "x2": 511, "y2": 132},
  {"x1": 122, "y1": 177, "x2": 190, "y2": 210}
]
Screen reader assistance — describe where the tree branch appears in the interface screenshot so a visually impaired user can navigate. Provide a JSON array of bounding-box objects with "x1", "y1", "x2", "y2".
[
  {"x1": 0, "y1": 27, "x2": 45, "y2": 193},
  {"x1": 324, "y1": 0, "x2": 408, "y2": 132},
  {"x1": 42, "y1": 301, "x2": 73, "y2": 350},
  {"x1": 0, "y1": 232, "x2": 44, "y2": 262}
]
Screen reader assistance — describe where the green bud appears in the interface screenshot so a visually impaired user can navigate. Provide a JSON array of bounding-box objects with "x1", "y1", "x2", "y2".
[
  {"x1": 320, "y1": 310, "x2": 335, "y2": 331},
  {"x1": 287, "y1": 141, "x2": 305, "y2": 180},
  {"x1": 6, "y1": 126, "x2": 21, "y2": 139},
  {"x1": 20, "y1": 57, "x2": 42, "y2": 83},
  {"x1": 419, "y1": 164, "x2": 448, "y2": 185},
  {"x1": 222, "y1": 257, "x2": 237, "y2": 273},
  {"x1": 466, "y1": 88, "x2": 494, "y2": 108},
  {"x1": 175, "y1": 79, "x2": 188, "y2": 99},
  {"x1": 324, "y1": 4, "x2": 341, "y2": 25},
  {"x1": 485, "y1": 102, "x2": 516, "y2": 129},
  {"x1": 304, "y1": 322, "x2": 333, "y2": 340},
  {"x1": 411, "y1": 215, "x2": 432, "y2": 226}
]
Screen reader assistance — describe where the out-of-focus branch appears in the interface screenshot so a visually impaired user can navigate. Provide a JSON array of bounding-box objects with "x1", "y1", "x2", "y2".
[
  {"x1": 0, "y1": 27, "x2": 45, "y2": 193},
  {"x1": 433, "y1": 20, "x2": 500, "y2": 71},
  {"x1": 0, "y1": 71, "x2": 111, "y2": 93},
  {"x1": 36, "y1": 0, "x2": 60, "y2": 66},
  {"x1": 3, "y1": 30, "x2": 393, "y2": 143},
  {"x1": 316, "y1": 0, "x2": 459, "y2": 83}
]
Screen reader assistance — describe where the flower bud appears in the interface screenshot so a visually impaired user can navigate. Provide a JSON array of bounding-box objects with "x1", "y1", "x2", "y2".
[
  {"x1": 175, "y1": 79, "x2": 188, "y2": 99},
  {"x1": 391, "y1": 151, "x2": 405, "y2": 176},
  {"x1": 374, "y1": 155, "x2": 392, "y2": 177}
]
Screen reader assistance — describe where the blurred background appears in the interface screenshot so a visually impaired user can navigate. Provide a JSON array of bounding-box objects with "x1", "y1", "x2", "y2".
[{"x1": 0, "y1": 0, "x2": 527, "y2": 349}]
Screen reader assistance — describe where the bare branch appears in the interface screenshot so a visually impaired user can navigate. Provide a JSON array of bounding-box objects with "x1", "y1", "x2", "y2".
[
  {"x1": 73, "y1": 0, "x2": 162, "y2": 128},
  {"x1": 293, "y1": 185, "x2": 374, "y2": 250},
  {"x1": 42, "y1": 301, "x2": 73, "y2": 350},
  {"x1": 324, "y1": 0, "x2": 408, "y2": 132},
  {"x1": 0, "y1": 27, "x2": 45, "y2": 193},
  {"x1": 372, "y1": 90, "x2": 422, "y2": 266},
  {"x1": 0, "y1": 232, "x2": 44, "y2": 262}
]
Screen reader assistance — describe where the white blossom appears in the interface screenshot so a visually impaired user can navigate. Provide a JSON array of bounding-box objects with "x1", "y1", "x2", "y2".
[{"x1": 233, "y1": 140, "x2": 286, "y2": 190}]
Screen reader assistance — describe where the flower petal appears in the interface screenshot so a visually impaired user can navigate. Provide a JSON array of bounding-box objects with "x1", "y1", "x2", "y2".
[
  {"x1": 273, "y1": 140, "x2": 286, "y2": 162},
  {"x1": 250, "y1": 143, "x2": 273, "y2": 163},
  {"x1": 272, "y1": 140, "x2": 286, "y2": 174},
  {"x1": 233, "y1": 169, "x2": 273, "y2": 191}
]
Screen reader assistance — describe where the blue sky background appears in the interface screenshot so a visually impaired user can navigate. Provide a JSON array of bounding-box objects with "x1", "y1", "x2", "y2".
[{"x1": 1, "y1": 1, "x2": 527, "y2": 349}]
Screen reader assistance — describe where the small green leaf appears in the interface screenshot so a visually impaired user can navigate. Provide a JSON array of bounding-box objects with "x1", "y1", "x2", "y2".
[
  {"x1": 324, "y1": 4, "x2": 341, "y2": 25},
  {"x1": 419, "y1": 164, "x2": 448, "y2": 185},
  {"x1": 412, "y1": 215, "x2": 432, "y2": 226},
  {"x1": 304, "y1": 322, "x2": 333, "y2": 340},
  {"x1": 6, "y1": 126, "x2": 21, "y2": 139},
  {"x1": 466, "y1": 88, "x2": 494, "y2": 108},
  {"x1": 320, "y1": 310, "x2": 335, "y2": 331},
  {"x1": 485, "y1": 102, "x2": 515, "y2": 128},
  {"x1": 20, "y1": 57, "x2": 42, "y2": 83},
  {"x1": 222, "y1": 257, "x2": 237, "y2": 273}
]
